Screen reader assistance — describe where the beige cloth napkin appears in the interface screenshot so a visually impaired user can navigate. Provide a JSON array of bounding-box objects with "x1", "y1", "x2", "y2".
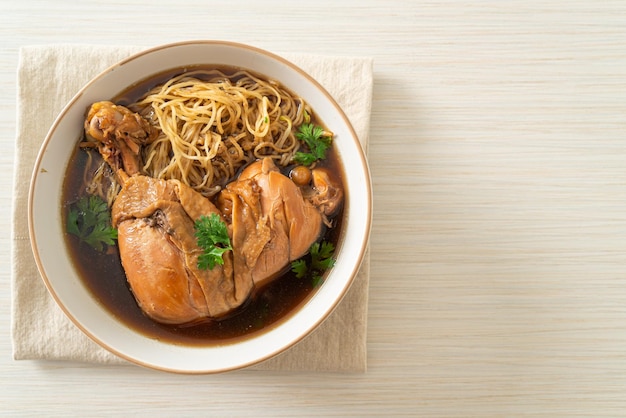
[{"x1": 11, "y1": 45, "x2": 372, "y2": 372}]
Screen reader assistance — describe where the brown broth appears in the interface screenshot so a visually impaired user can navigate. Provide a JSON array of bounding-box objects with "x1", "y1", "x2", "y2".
[{"x1": 62, "y1": 66, "x2": 345, "y2": 346}]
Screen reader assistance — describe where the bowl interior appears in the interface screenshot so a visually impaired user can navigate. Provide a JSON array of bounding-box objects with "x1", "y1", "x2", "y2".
[{"x1": 29, "y1": 41, "x2": 371, "y2": 373}]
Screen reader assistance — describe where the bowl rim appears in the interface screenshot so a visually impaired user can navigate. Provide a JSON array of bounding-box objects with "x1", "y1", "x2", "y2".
[{"x1": 28, "y1": 40, "x2": 372, "y2": 373}]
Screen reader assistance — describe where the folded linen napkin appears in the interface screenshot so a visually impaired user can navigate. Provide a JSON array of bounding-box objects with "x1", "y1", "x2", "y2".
[{"x1": 11, "y1": 45, "x2": 372, "y2": 372}]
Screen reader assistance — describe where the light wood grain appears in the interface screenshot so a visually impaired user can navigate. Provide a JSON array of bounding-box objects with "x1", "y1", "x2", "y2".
[{"x1": 3, "y1": 0, "x2": 626, "y2": 416}]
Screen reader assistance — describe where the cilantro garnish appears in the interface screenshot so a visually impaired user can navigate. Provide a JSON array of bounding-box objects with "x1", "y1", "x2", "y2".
[
  {"x1": 67, "y1": 195, "x2": 118, "y2": 252},
  {"x1": 293, "y1": 123, "x2": 332, "y2": 166},
  {"x1": 194, "y1": 213, "x2": 232, "y2": 270},
  {"x1": 291, "y1": 241, "x2": 336, "y2": 287}
]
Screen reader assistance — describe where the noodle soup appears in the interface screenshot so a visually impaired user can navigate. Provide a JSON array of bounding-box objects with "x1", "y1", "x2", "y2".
[{"x1": 62, "y1": 65, "x2": 345, "y2": 346}]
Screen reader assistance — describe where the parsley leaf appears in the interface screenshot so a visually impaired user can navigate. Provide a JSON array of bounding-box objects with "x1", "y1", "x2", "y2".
[
  {"x1": 67, "y1": 195, "x2": 118, "y2": 252},
  {"x1": 311, "y1": 241, "x2": 336, "y2": 271},
  {"x1": 194, "y1": 213, "x2": 232, "y2": 270},
  {"x1": 290, "y1": 241, "x2": 336, "y2": 287},
  {"x1": 293, "y1": 151, "x2": 318, "y2": 166},
  {"x1": 293, "y1": 123, "x2": 332, "y2": 166},
  {"x1": 291, "y1": 259, "x2": 308, "y2": 279}
]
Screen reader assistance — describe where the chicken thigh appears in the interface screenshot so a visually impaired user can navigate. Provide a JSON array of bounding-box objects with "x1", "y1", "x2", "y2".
[
  {"x1": 112, "y1": 175, "x2": 253, "y2": 324},
  {"x1": 218, "y1": 158, "x2": 323, "y2": 288}
]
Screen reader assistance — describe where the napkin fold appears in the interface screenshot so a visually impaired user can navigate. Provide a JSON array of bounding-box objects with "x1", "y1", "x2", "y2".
[{"x1": 11, "y1": 45, "x2": 372, "y2": 372}]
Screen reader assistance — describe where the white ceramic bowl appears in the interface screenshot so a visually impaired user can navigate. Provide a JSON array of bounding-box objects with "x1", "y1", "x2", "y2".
[{"x1": 28, "y1": 40, "x2": 371, "y2": 373}]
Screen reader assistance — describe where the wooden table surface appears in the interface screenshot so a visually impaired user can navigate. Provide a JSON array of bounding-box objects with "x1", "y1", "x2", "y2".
[{"x1": 3, "y1": 1, "x2": 626, "y2": 416}]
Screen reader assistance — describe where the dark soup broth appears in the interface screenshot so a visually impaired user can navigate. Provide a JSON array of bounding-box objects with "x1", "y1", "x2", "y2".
[{"x1": 62, "y1": 65, "x2": 345, "y2": 346}]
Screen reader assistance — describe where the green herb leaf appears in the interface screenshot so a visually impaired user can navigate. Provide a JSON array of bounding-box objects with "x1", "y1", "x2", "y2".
[
  {"x1": 293, "y1": 123, "x2": 332, "y2": 166},
  {"x1": 311, "y1": 241, "x2": 336, "y2": 271},
  {"x1": 194, "y1": 213, "x2": 232, "y2": 270},
  {"x1": 67, "y1": 195, "x2": 117, "y2": 252},
  {"x1": 311, "y1": 274, "x2": 324, "y2": 288},
  {"x1": 290, "y1": 241, "x2": 336, "y2": 287},
  {"x1": 291, "y1": 259, "x2": 308, "y2": 279},
  {"x1": 293, "y1": 151, "x2": 318, "y2": 166}
]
